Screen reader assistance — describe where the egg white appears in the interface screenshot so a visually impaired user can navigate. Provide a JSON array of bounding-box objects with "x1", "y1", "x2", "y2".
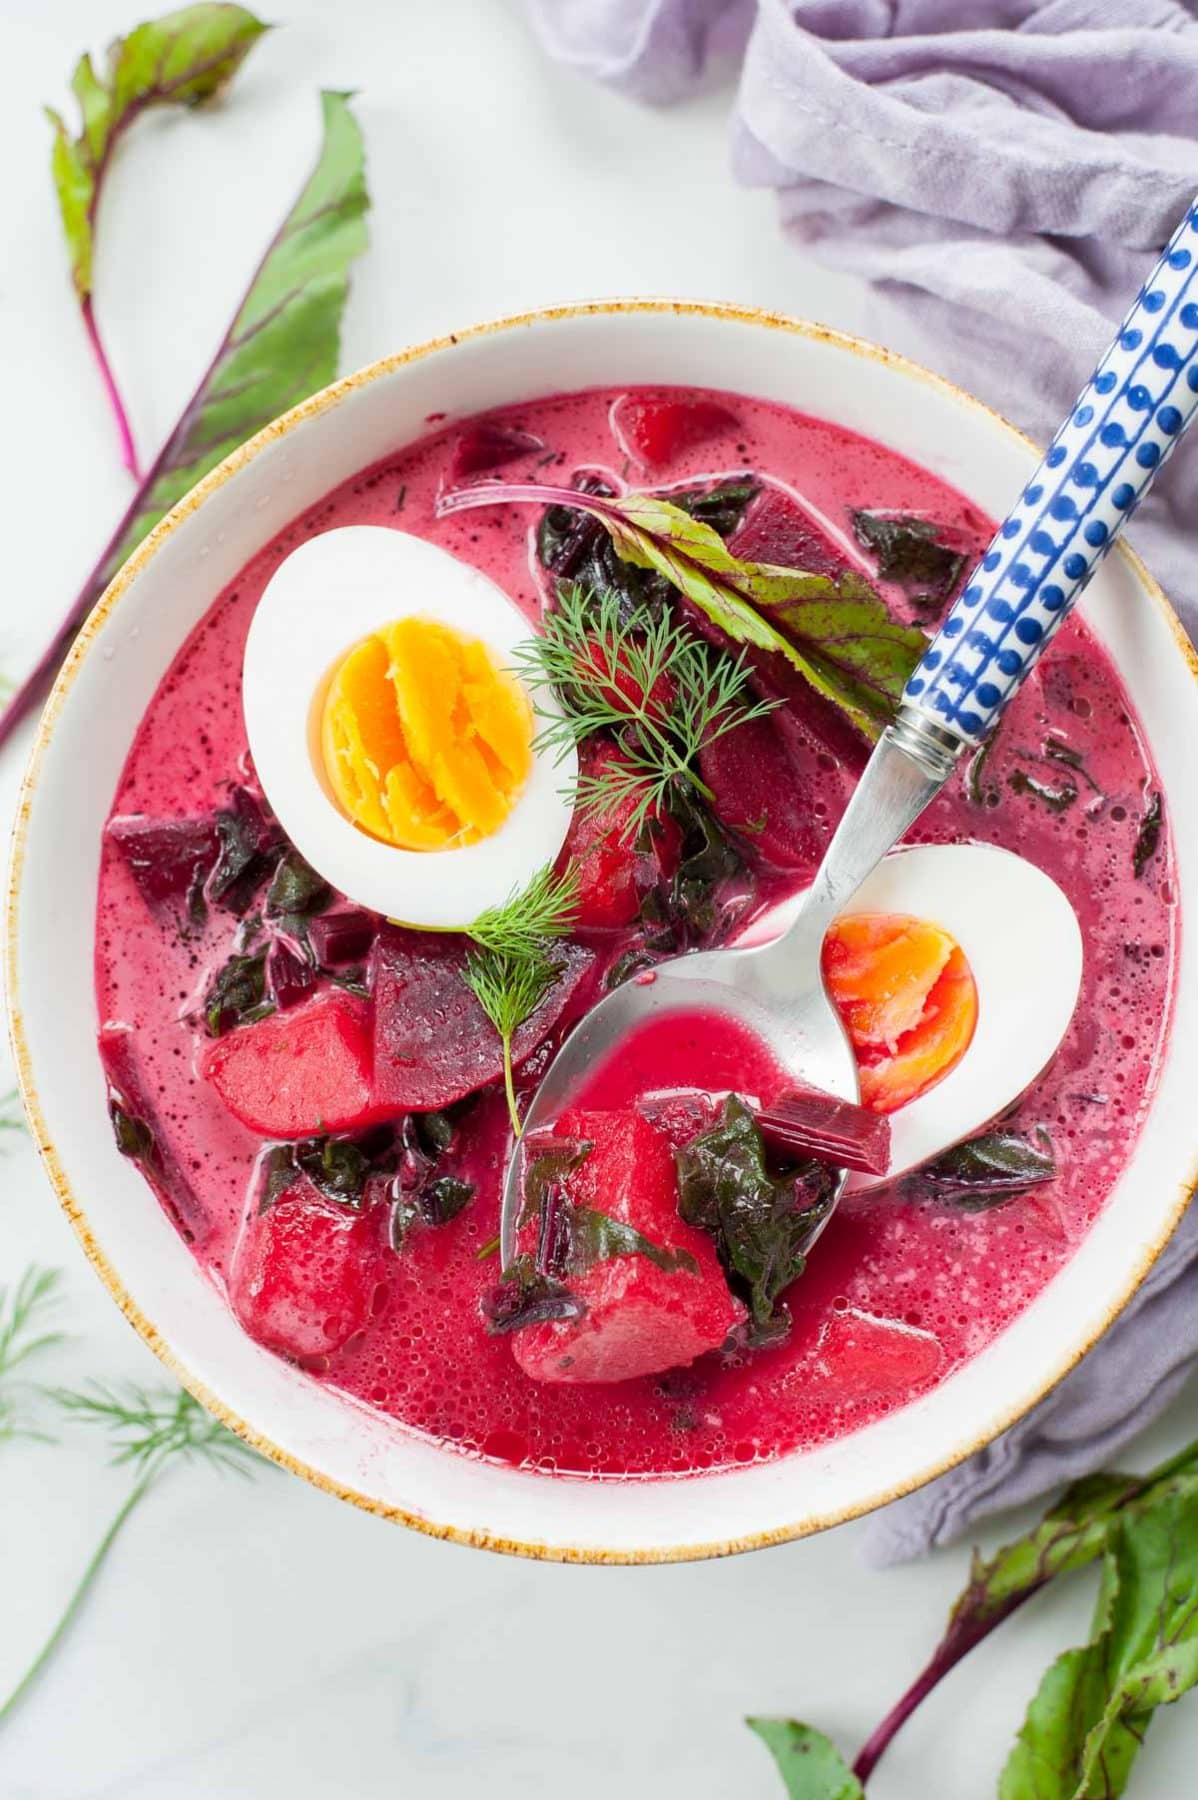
[{"x1": 243, "y1": 526, "x2": 576, "y2": 929}]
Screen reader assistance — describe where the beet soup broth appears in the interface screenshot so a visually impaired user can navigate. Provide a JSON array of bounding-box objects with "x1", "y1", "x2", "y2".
[{"x1": 94, "y1": 385, "x2": 1176, "y2": 1477}]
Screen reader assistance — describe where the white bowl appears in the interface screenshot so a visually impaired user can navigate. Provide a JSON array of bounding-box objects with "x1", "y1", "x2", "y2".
[{"x1": 8, "y1": 301, "x2": 1197, "y2": 1562}]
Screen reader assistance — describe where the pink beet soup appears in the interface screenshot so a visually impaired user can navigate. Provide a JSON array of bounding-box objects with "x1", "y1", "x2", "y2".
[{"x1": 94, "y1": 385, "x2": 1176, "y2": 1477}]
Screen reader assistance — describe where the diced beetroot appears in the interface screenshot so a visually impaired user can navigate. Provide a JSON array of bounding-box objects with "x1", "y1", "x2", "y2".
[
  {"x1": 230, "y1": 1178, "x2": 387, "y2": 1360},
  {"x1": 266, "y1": 937, "x2": 318, "y2": 1012},
  {"x1": 698, "y1": 712, "x2": 822, "y2": 874},
  {"x1": 637, "y1": 1089, "x2": 720, "y2": 1149},
  {"x1": 575, "y1": 638, "x2": 675, "y2": 723},
  {"x1": 611, "y1": 392, "x2": 739, "y2": 471},
  {"x1": 674, "y1": 587, "x2": 871, "y2": 778},
  {"x1": 449, "y1": 422, "x2": 544, "y2": 481},
  {"x1": 99, "y1": 1023, "x2": 211, "y2": 1241},
  {"x1": 556, "y1": 742, "x2": 679, "y2": 930},
  {"x1": 512, "y1": 1108, "x2": 742, "y2": 1384},
  {"x1": 756, "y1": 1088, "x2": 891, "y2": 1175},
  {"x1": 371, "y1": 927, "x2": 595, "y2": 1111},
  {"x1": 106, "y1": 814, "x2": 218, "y2": 923},
  {"x1": 307, "y1": 909, "x2": 377, "y2": 966},
  {"x1": 729, "y1": 484, "x2": 853, "y2": 582},
  {"x1": 807, "y1": 1308, "x2": 942, "y2": 1401},
  {"x1": 201, "y1": 991, "x2": 386, "y2": 1138}
]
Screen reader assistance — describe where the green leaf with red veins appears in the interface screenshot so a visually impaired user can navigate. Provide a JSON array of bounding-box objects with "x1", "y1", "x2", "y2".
[
  {"x1": 843, "y1": 1443, "x2": 1198, "y2": 1788},
  {"x1": 46, "y1": 5, "x2": 270, "y2": 302},
  {"x1": 1000, "y1": 1488, "x2": 1198, "y2": 1799},
  {"x1": 110, "y1": 87, "x2": 370, "y2": 561},
  {"x1": 0, "y1": 80, "x2": 369, "y2": 752},
  {"x1": 438, "y1": 482, "x2": 928, "y2": 738},
  {"x1": 746, "y1": 1720, "x2": 864, "y2": 1799}
]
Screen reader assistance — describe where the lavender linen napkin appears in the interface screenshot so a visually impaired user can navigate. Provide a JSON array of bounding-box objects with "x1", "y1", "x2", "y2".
[{"x1": 527, "y1": 0, "x2": 1198, "y2": 1562}]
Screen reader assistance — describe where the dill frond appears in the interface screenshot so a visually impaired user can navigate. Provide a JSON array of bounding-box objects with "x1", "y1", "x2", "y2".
[{"x1": 512, "y1": 583, "x2": 778, "y2": 840}]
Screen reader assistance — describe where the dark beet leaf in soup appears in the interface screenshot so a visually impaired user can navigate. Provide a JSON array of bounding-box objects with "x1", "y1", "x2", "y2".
[{"x1": 93, "y1": 381, "x2": 1176, "y2": 1479}]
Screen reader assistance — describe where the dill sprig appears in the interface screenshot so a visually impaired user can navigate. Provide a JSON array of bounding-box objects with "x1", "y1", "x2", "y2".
[
  {"x1": 0, "y1": 1382, "x2": 259, "y2": 1727},
  {"x1": 464, "y1": 863, "x2": 580, "y2": 1134},
  {"x1": 0, "y1": 1266, "x2": 66, "y2": 1445},
  {"x1": 53, "y1": 1381, "x2": 260, "y2": 1479},
  {"x1": 467, "y1": 862, "x2": 581, "y2": 960},
  {"x1": 512, "y1": 582, "x2": 779, "y2": 841}
]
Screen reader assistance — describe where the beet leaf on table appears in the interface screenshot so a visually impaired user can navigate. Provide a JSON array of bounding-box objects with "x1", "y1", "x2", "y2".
[
  {"x1": 748, "y1": 1438, "x2": 1198, "y2": 1797},
  {"x1": 0, "y1": 7, "x2": 371, "y2": 750}
]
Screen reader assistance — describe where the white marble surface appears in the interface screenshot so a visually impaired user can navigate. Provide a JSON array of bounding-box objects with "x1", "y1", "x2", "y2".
[{"x1": 1, "y1": 2, "x2": 1196, "y2": 1794}]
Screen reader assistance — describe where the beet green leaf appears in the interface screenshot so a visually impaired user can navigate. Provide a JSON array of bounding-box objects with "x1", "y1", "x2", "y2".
[
  {"x1": 109, "y1": 86, "x2": 369, "y2": 562},
  {"x1": 747, "y1": 1720, "x2": 864, "y2": 1799},
  {"x1": 1000, "y1": 1487, "x2": 1198, "y2": 1799},
  {"x1": 47, "y1": 6, "x2": 269, "y2": 305},
  {"x1": 0, "y1": 65, "x2": 369, "y2": 751},
  {"x1": 437, "y1": 481, "x2": 927, "y2": 739},
  {"x1": 46, "y1": 4, "x2": 270, "y2": 477},
  {"x1": 744, "y1": 1439, "x2": 1198, "y2": 1796}
]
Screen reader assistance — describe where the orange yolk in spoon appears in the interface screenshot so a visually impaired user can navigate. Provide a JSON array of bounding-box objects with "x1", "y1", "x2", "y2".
[{"x1": 823, "y1": 912, "x2": 978, "y2": 1114}]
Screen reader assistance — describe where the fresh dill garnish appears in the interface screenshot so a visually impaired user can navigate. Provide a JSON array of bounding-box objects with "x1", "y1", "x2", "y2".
[
  {"x1": 0, "y1": 1266, "x2": 65, "y2": 1445},
  {"x1": 467, "y1": 861, "x2": 581, "y2": 960},
  {"x1": 0, "y1": 1382, "x2": 259, "y2": 1726},
  {"x1": 464, "y1": 947, "x2": 558, "y2": 1132},
  {"x1": 53, "y1": 1381, "x2": 260, "y2": 1477},
  {"x1": 511, "y1": 583, "x2": 778, "y2": 841},
  {"x1": 463, "y1": 863, "x2": 580, "y2": 1135}
]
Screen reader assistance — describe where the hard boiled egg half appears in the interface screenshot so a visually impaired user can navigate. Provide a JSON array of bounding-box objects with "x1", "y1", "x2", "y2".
[{"x1": 243, "y1": 527, "x2": 575, "y2": 928}]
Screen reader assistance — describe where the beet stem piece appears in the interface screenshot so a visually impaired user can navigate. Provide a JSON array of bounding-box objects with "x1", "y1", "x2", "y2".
[{"x1": 755, "y1": 1087, "x2": 890, "y2": 1176}]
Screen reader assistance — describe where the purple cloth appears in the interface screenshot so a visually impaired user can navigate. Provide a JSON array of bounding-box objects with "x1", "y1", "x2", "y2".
[{"x1": 527, "y1": 0, "x2": 1198, "y2": 1562}]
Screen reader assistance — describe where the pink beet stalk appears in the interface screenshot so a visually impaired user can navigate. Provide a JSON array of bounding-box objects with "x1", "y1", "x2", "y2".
[
  {"x1": 756, "y1": 1088, "x2": 890, "y2": 1176},
  {"x1": 851, "y1": 1586, "x2": 1040, "y2": 1783},
  {"x1": 437, "y1": 479, "x2": 617, "y2": 521},
  {"x1": 82, "y1": 297, "x2": 141, "y2": 481}
]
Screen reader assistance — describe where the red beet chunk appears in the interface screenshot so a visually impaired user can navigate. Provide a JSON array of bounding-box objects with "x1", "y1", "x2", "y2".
[
  {"x1": 230, "y1": 1179, "x2": 387, "y2": 1360},
  {"x1": 756, "y1": 1088, "x2": 890, "y2": 1175},
  {"x1": 513, "y1": 1107, "x2": 742, "y2": 1385},
  {"x1": 266, "y1": 937, "x2": 318, "y2": 1012},
  {"x1": 99, "y1": 1023, "x2": 210, "y2": 1241},
  {"x1": 371, "y1": 926, "x2": 595, "y2": 1111},
  {"x1": 557, "y1": 742, "x2": 677, "y2": 929},
  {"x1": 729, "y1": 484, "x2": 852, "y2": 582},
  {"x1": 106, "y1": 814, "x2": 218, "y2": 923},
  {"x1": 201, "y1": 991, "x2": 385, "y2": 1138},
  {"x1": 808, "y1": 1308, "x2": 942, "y2": 1401},
  {"x1": 576, "y1": 639, "x2": 675, "y2": 723},
  {"x1": 307, "y1": 909, "x2": 376, "y2": 966},
  {"x1": 637, "y1": 1090, "x2": 720, "y2": 1149},
  {"x1": 449, "y1": 422, "x2": 544, "y2": 481},
  {"x1": 698, "y1": 712, "x2": 823, "y2": 874},
  {"x1": 610, "y1": 392, "x2": 739, "y2": 471}
]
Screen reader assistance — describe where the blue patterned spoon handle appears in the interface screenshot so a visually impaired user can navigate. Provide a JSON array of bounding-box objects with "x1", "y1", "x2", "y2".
[{"x1": 901, "y1": 197, "x2": 1198, "y2": 747}]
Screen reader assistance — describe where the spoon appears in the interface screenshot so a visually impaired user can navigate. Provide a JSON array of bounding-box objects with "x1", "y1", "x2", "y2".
[
  {"x1": 736, "y1": 842, "x2": 1083, "y2": 1192},
  {"x1": 500, "y1": 194, "x2": 1198, "y2": 1268}
]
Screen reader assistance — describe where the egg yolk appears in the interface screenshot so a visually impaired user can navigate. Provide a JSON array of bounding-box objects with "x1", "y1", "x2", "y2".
[
  {"x1": 822, "y1": 913, "x2": 978, "y2": 1115},
  {"x1": 319, "y1": 617, "x2": 533, "y2": 850}
]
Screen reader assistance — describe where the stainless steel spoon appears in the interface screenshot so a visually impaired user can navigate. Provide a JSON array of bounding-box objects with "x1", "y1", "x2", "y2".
[{"x1": 500, "y1": 195, "x2": 1198, "y2": 1267}]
